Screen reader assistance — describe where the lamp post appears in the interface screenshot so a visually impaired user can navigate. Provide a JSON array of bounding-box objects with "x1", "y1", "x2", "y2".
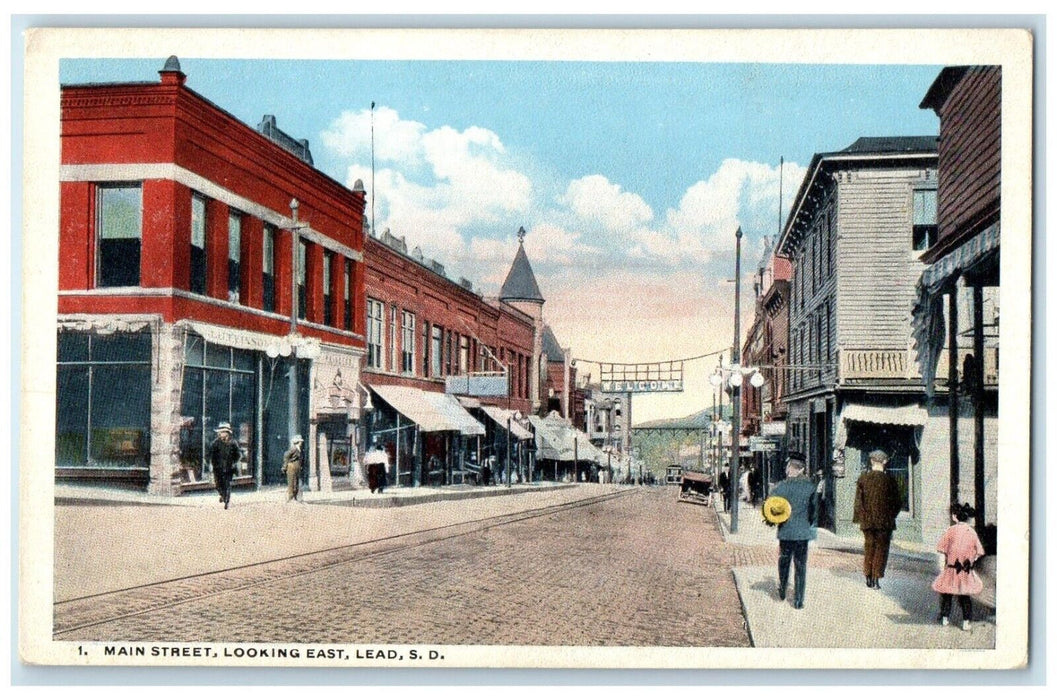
[{"x1": 731, "y1": 226, "x2": 743, "y2": 533}]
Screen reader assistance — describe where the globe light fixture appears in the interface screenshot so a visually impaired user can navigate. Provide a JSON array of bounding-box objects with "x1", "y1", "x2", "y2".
[
  {"x1": 750, "y1": 370, "x2": 766, "y2": 388},
  {"x1": 729, "y1": 371, "x2": 743, "y2": 388}
]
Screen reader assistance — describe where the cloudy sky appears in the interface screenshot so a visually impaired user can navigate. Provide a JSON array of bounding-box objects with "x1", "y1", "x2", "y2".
[{"x1": 61, "y1": 57, "x2": 941, "y2": 422}]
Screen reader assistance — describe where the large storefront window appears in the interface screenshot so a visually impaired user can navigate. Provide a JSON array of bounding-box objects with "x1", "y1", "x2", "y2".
[
  {"x1": 96, "y1": 184, "x2": 142, "y2": 288},
  {"x1": 178, "y1": 336, "x2": 256, "y2": 482},
  {"x1": 56, "y1": 330, "x2": 151, "y2": 467},
  {"x1": 847, "y1": 421, "x2": 916, "y2": 513}
]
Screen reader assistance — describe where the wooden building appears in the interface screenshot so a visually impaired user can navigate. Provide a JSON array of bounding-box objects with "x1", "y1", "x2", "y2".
[
  {"x1": 914, "y1": 66, "x2": 1001, "y2": 552},
  {"x1": 777, "y1": 136, "x2": 939, "y2": 538}
]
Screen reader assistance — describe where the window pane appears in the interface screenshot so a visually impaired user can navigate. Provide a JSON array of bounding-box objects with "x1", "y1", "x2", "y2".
[
  {"x1": 233, "y1": 348, "x2": 255, "y2": 371},
  {"x1": 98, "y1": 185, "x2": 142, "y2": 287},
  {"x1": 913, "y1": 189, "x2": 937, "y2": 225},
  {"x1": 57, "y1": 331, "x2": 89, "y2": 363},
  {"x1": 190, "y1": 195, "x2": 207, "y2": 295},
  {"x1": 206, "y1": 343, "x2": 231, "y2": 369},
  {"x1": 56, "y1": 365, "x2": 89, "y2": 465},
  {"x1": 179, "y1": 368, "x2": 205, "y2": 480},
  {"x1": 92, "y1": 331, "x2": 151, "y2": 363},
  {"x1": 88, "y1": 364, "x2": 151, "y2": 467},
  {"x1": 228, "y1": 213, "x2": 241, "y2": 303},
  {"x1": 262, "y1": 225, "x2": 274, "y2": 274},
  {"x1": 202, "y1": 369, "x2": 232, "y2": 478},
  {"x1": 230, "y1": 372, "x2": 255, "y2": 477},
  {"x1": 184, "y1": 334, "x2": 205, "y2": 366}
]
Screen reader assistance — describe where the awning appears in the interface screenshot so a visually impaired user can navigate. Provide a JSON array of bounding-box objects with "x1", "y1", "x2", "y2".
[
  {"x1": 911, "y1": 223, "x2": 1000, "y2": 395},
  {"x1": 370, "y1": 384, "x2": 485, "y2": 436},
  {"x1": 527, "y1": 414, "x2": 605, "y2": 463},
  {"x1": 841, "y1": 402, "x2": 928, "y2": 427},
  {"x1": 480, "y1": 406, "x2": 533, "y2": 441}
]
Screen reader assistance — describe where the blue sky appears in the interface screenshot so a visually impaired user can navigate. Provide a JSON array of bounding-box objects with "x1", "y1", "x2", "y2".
[{"x1": 61, "y1": 57, "x2": 942, "y2": 421}]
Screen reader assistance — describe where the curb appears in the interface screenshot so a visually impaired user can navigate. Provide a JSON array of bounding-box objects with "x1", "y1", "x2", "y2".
[{"x1": 316, "y1": 483, "x2": 576, "y2": 508}]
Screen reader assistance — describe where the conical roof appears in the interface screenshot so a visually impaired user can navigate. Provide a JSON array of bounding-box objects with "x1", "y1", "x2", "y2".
[{"x1": 499, "y1": 242, "x2": 544, "y2": 303}]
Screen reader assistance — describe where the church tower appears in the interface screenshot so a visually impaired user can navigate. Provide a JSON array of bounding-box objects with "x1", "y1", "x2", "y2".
[{"x1": 499, "y1": 227, "x2": 546, "y2": 414}]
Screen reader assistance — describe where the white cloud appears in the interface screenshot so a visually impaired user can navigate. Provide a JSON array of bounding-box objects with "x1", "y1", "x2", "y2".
[{"x1": 560, "y1": 175, "x2": 653, "y2": 231}]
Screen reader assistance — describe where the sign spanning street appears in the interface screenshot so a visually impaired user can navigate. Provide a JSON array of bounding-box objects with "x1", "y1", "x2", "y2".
[{"x1": 598, "y1": 361, "x2": 684, "y2": 394}]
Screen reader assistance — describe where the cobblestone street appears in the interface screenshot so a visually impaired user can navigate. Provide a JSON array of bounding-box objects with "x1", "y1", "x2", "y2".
[{"x1": 55, "y1": 487, "x2": 754, "y2": 647}]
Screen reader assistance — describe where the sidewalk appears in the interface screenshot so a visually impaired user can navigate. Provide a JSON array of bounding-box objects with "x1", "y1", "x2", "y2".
[
  {"x1": 714, "y1": 501, "x2": 996, "y2": 649},
  {"x1": 54, "y1": 480, "x2": 576, "y2": 508}
]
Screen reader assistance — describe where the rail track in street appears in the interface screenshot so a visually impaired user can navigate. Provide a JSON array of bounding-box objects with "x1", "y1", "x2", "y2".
[{"x1": 54, "y1": 489, "x2": 639, "y2": 638}]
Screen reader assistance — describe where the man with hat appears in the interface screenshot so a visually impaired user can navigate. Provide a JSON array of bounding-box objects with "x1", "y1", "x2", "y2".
[
  {"x1": 283, "y1": 435, "x2": 305, "y2": 502},
  {"x1": 210, "y1": 422, "x2": 242, "y2": 510},
  {"x1": 766, "y1": 451, "x2": 818, "y2": 609},
  {"x1": 853, "y1": 448, "x2": 903, "y2": 589}
]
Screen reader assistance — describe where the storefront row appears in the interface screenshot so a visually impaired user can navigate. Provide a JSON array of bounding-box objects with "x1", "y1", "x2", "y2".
[{"x1": 55, "y1": 316, "x2": 365, "y2": 496}]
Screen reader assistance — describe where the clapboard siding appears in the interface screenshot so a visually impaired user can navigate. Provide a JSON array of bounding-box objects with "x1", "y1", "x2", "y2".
[
  {"x1": 936, "y1": 67, "x2": 1001, "y2": 244},
  {"x1": 833, "y1": 166, "x2": 929, "y2": 356}
]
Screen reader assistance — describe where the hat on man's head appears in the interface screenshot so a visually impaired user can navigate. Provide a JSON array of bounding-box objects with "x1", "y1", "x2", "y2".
[
  {"x1": 214, "y1": 422, "x2": 232, "y2": 434},
  {"x1": 869, "y1": 449, "x2": 889, "y2": 463},
  {"x1": 786, "y1": 451, "x2": 806, "y2": 466},
  {"x1": 762, "y1": 496, "x2": 792, "y2": 525},
  {"x1": 292, "y1": 434, "x2": 304, "y2": 444}
]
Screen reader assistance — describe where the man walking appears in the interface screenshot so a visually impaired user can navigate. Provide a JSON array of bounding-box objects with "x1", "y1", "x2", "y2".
[
  {"x1": 717, "y1": 469, "x2": 731, "y2": 512},
  {"x1": 283, "y1": 435, "x2": 304, "y2": 502},
  {"x1": 363, "y1": 438, "x2": 389, "y2": 493},
  {"x1": 210, "y1": 422, "x2": 242, "y2": 510},
  {"x1": 853, "y1": 449, "x2": 903, "y2": 589},
  {"x1": 767, "y1": 452, "x2": 818, "y2": 609}
]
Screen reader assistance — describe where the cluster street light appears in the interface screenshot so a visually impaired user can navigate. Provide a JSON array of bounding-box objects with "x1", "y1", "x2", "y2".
[{"x1": 710, "y1": 360, "x2": 765, "y2": 534}]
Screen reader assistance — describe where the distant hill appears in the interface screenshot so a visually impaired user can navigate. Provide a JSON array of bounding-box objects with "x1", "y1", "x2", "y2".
[{"x1": 635, "y1": 404, "x2": 732, "y2": 429}]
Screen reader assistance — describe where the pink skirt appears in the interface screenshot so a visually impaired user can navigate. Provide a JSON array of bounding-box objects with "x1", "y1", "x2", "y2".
[{"x1": 931, "y1": 566, "x2": 983, "y2": 596}]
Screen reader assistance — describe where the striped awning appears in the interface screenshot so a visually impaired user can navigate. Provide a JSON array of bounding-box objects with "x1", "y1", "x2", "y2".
[
  {"x1": 841, "y1": 402, "x2": 928, "y2": 427},
  {"x1": 370, "y1": 384, "x2": 485, "y2": 436},
  {"x1": 911, "y1": 223, "x2": 1000, "y2": 395}
]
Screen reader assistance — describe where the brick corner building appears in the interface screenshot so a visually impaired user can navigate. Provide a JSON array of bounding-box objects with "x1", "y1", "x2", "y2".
[{"x1": 57, "y1": 57, "x2": 368, "y2": 497}]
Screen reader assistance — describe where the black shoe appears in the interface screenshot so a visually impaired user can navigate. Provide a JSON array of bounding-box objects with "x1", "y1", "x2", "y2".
[
  {"x1": 793, "y1": 601, "x2": 804, "y2": 609},
  {"x1": 224, "y1": 500, "x2": 229, "y2": 510},
  {"x1": 778, "y1": 589, "x2": 786, "y2": 601},
  {"x1": 866, "y1": 576, "x2": 874, "y2": 588},
  {"x1": 873, "y1": 579, "x2": 882, "y2": 590}
]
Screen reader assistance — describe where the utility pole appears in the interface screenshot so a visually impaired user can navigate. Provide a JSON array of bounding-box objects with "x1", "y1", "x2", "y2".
[{"x1": 730, "y1": 226, "x2": 743, "y2": 534}]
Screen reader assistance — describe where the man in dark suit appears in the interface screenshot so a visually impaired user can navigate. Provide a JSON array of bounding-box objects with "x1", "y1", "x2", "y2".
[
  {"x1": 210, "y1": 422, "x2": 242, "y2": 510},
  {"x1": 853, "y1": 449, "x2": 903, "y2": 589},
  {"x1": 717, "y1": 469, "x2": 731, "y2": 512},
  {"x1": 769, "y1": 452, "x2": 818, "y2": 609}
]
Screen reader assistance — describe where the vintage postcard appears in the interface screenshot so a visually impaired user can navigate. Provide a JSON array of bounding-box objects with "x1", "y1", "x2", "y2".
[{"x1": 18, "y1": 25, "x2": 1033, "y2": 671}]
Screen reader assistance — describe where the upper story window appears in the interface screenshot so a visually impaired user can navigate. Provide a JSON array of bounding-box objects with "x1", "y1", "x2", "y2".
[
  {"x1": 401, "y1": 311, "x2": 416, "y2": 375},
  {"x1": 96, "y1": 184, "x2": 142, "y2": 288},
  {"x1": 227, "y1": 211, "x2": 242, "y2": 304},
  {"x1": 190, "y1": 194, "x2": 207, "y2": 295},
  {"x1": 366, "y1": 298, "x2": 384, "y2": 369},
  {"x1": 322, "y1": 251, "x2": 334, "y2": 327},
  {"x1": 913, "y1": 188, "x2": 938, "y2": 252},
  {"x1": 262, "y1": 224, "x2": 276, "y2": 313},
  {"x1": 431, "y1": 326, "x2": 443, "y2": 378},
  {"x1": 297, "y1": 239, "x2": 307, "y2": 320},
  {"x1": 459, "y1": 336, "x2": 470, "y2": 374},
  {"x1": 388, "y1": 306, "x2": 398, "y2": 371},
  {"x1": 343, "y1": 260, "x2": 352, "y2": 331}
]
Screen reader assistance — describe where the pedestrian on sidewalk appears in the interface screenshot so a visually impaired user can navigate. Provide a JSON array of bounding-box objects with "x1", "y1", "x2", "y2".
[
  {"x1": 283, "y1": 435, "x2": 304, "y2": 502},
  {"x1": 363, "y1": 439, "x2": 389, "y2": 493},
  {"x1": 932, "y1": 502, "x2": 986, "y2": 631},
  {"x1": 853, "y1": 449, "x2": 903, "y2": 590},
  {"x1": 717, "y1": 469, "x2": 730, "y2": 512},
  {"x1": 766, "y1": 452, "x2": 818, "y2": 609},
  {"x1": 210, "y1": 422, "x2": 242, "y2": 510}
]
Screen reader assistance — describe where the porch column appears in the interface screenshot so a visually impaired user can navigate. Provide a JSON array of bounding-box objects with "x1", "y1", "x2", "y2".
[
  {"x1": 947, "y1": 290, "x2": 960, "y2": 506},
  {"x1": 972, "y1": 284, "x2": 986, "y2": 539}
]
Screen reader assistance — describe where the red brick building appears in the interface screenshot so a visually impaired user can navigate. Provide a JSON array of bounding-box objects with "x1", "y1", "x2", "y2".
[
  {"x1": 362, "y1": 231, "x2": 537, "y2": 486},
  {"x1": 57, "y1": 57, "x2": 368, "y2": 496}
]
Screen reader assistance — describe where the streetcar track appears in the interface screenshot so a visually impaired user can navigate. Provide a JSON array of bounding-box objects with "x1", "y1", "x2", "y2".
[{"x1": 54, "y1": 488, "x2": 639, "y2": 637}]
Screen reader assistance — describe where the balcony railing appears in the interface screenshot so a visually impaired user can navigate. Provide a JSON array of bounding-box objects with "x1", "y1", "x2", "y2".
[{"x1": 839, "y1": 347, "x2": 998, "y2": 385}]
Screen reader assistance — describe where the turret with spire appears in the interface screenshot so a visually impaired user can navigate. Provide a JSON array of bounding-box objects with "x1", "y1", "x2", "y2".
[{"x1": 500, "y1": 227, "x2": 546, "y2": 413}]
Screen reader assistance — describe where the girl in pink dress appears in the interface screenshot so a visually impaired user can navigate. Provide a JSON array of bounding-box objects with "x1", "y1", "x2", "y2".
[{"x1": 932, "y1": 503, "x2": 986, "y2": 630}]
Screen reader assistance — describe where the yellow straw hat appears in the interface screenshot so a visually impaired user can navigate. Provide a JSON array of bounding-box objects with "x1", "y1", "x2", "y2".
[{"x1": 762, "y1": 496, "x2": 792, "y2": 525}]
